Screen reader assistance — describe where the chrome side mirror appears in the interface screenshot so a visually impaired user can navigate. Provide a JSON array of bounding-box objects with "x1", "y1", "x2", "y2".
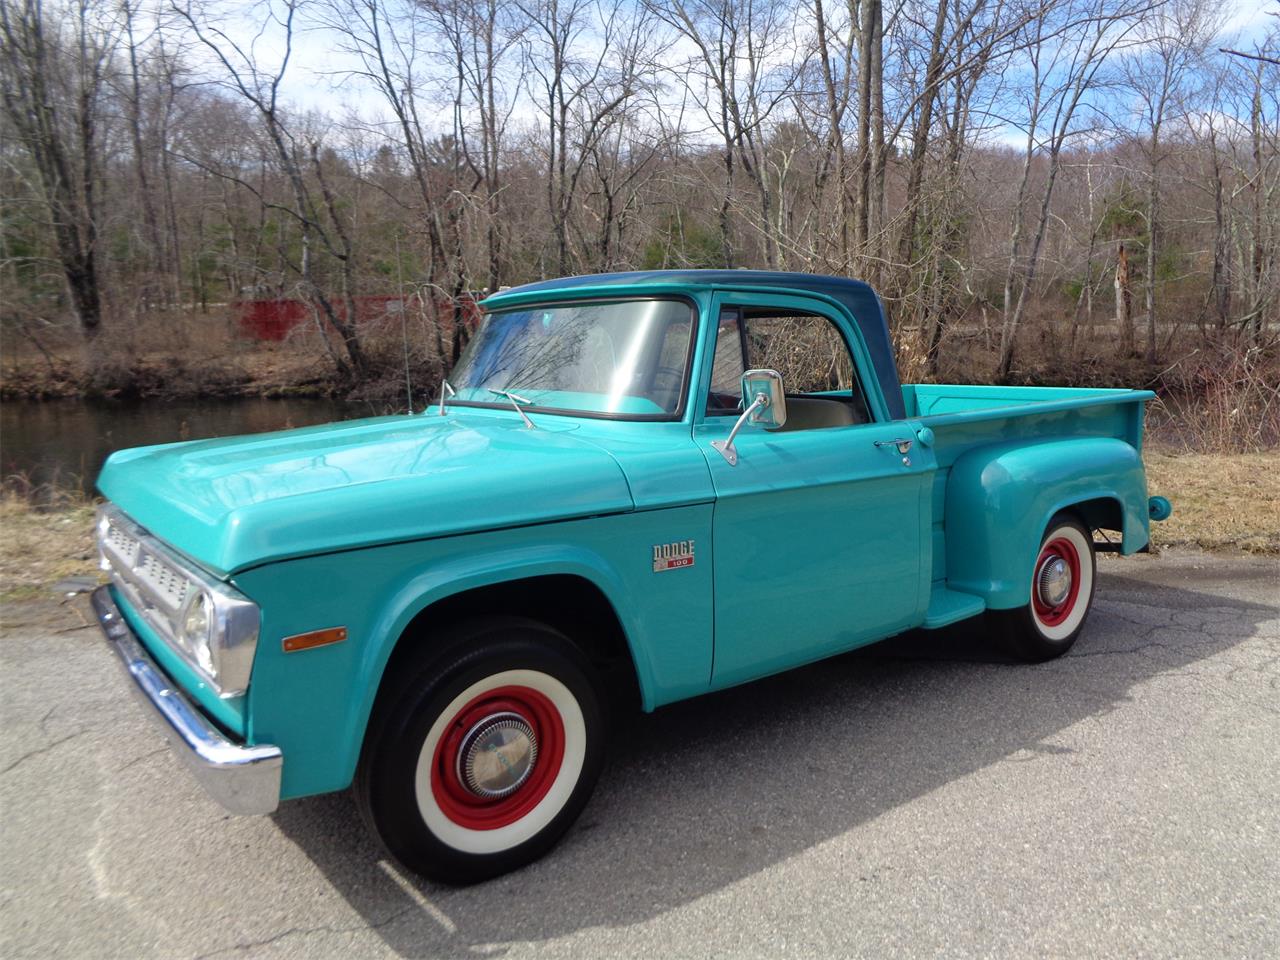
[
  {"x1": 711, "y1": 369, "x2": 787, "y2": 465},
  {"x1": 741, "y1": 369, "x2": 787, "y2": 429}
]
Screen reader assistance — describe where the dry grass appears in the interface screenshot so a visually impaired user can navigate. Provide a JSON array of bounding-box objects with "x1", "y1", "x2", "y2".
[
  {"x1": 0, "y1": 496, "x2": 99, "y2": 603},
  {"x1": 1146, "y1": 451, "x2": 1280, "y2": 554}
]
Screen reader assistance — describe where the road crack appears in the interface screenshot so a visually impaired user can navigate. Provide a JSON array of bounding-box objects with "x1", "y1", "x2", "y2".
[
  {"x1": 189, "y1": 904, "x2": 421, "y2": 960},
  {"x1": 2, "y1": 730, "x2": 84, "y2": 775}
]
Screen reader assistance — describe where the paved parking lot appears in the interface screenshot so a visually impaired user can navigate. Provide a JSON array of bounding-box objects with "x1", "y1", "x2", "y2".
[{"x1": 2, "y1": 549, "x2": 1277, "y2": 959}]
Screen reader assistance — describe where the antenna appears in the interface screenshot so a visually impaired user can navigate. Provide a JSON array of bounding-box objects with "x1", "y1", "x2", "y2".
[{"x1": 395, "y1": 235, "x2": 413, "y2": 414}]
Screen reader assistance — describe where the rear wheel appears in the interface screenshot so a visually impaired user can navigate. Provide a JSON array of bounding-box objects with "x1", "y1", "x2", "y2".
[
  {"x1": 989, "y1": 514, "x2": 1096, "y2": 662},
  {"x1": 356, "y1": 618, "x2": 605, "y2": 884}
]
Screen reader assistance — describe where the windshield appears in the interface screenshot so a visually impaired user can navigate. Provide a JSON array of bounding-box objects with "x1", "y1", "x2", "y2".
[{"x1": 446, "y1": 298, "x2": 695, "y2": 419}]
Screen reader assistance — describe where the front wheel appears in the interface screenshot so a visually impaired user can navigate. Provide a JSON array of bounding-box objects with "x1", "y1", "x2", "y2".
[
  {"x1": 988, "y1": 514, "x2": 1097, "y2": 662},
  {"x1": 355, "y1": 618, "x2": 605, "y2": 884}
]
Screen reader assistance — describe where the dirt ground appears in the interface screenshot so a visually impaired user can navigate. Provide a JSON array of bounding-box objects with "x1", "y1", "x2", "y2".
[{"x1": 1, "y1": 309, "x2": 442, "y2": 405}]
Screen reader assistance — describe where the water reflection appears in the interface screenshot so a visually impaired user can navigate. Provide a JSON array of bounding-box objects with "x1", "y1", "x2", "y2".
[{"x1": 0, "y1": 398, "x2": 369, "y2": 493}]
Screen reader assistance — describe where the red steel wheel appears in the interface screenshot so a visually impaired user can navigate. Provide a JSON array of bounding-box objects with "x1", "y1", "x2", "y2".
[
  {"x1": 1031, "y1": 536, "x2": 1083, "y2": 631},
  {"x1": 428, "y1": 685, "x2": 567, "y2": 831}
]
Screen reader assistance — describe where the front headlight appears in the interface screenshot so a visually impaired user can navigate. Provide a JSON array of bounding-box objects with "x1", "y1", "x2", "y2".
[
  {"x1": 179, "y1": 583, "x2": 260, "y2": 698},
  {"x1": 181, "y1": 590, "x2": 216, "y2": 675}
]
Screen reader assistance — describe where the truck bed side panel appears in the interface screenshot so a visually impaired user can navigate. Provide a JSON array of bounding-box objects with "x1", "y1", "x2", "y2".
[
  {"x1": 942, "y1": 437, "x2": 1149, "y2": 609},
  {"x1": 904, "y1": 385, "x2": 1153, "y2": 596}
]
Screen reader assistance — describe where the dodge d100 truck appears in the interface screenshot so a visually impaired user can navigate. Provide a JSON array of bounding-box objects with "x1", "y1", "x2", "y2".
[{"x1": 93, "y1": 270, "x2": 1171, "y2": 883}]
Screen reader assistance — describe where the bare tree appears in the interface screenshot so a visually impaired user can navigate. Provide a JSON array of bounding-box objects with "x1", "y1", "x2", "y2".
[
  {"x1": 518, "y1": 0, "x2": 647, "y2": 275},
  {"x1": 1124, "y1": 0, "x2": 1218, "y2": 362},
  {"x1": 171, "y1": 0, "x2": 367, "y2": 377},
  {"x1": 995, "y1": 0, "x2": 1145, "y2": 381},
  {"x1": 5, "y1": 0, "x2": 1278, "y2": 403},
  {"x1": 319, "y1": 0, "x2": 450, "y2": 294},
  {"x1": 419, "y1": 0, "x2": 522, "y2": 292},
  {"x1": 1, "y1": 0, "x2": 117, "y2": 338},
  {"x1": 647, "y1": 0, "x2": 800, "y2": 270},
  {"x1": 1242, "y1": 45, "x2": 1280, "y2": 340}
]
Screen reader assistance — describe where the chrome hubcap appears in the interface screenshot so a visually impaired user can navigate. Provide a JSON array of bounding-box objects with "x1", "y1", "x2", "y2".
[
  {"x1": 457, "y1": 712, "x2": 538, "y2": 799},
  {"x1": 1037, "y1": 555, "x2": 1072, "y2": 608}
]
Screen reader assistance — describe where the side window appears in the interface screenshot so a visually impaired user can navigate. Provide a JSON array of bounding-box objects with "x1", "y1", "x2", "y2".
[
  {"x1": 706, "y1": 311, "x2": 747, "y2": 415},
  {"x1": 705, "y1": 305, "x2": 871, "y2": 425},
  {"x1": 746, "y1": 313, "x2": 855, "y2": 394}
]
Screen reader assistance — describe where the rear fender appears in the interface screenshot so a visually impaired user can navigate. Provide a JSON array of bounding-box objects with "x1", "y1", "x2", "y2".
[{"x1": 944, "y1": 438, "x2": 1149, "y2": 610}]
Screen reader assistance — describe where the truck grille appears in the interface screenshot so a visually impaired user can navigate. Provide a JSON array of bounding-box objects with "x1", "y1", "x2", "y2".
[
  {"x1": 103, "y1": 521, "x2": 140, "y2": 564},
  {"x1": 97, "y1": 506, "x2": 197, "y2": 647}
]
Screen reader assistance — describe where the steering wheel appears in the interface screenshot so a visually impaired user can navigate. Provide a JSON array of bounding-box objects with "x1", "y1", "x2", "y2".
[
  {"x1": 707, "y1": 390, "x2": 743, "y2": 411},
  {"x1": 650, "y1": 365, "x2": 683, "y2": 399}
]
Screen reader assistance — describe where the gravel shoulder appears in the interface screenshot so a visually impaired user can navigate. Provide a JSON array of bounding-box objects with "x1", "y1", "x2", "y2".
[{"x1": 2, "y1": 548, "x2": 1277, "y2": 959}]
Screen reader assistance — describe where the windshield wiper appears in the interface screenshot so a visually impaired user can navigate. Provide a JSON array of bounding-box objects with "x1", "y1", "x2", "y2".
[
  {"x1": 437, "y1": 379, "x2": 455, "y2": 416},
  {"x1": 489, "y1": 389, "x2": 537, "y2": 429}
]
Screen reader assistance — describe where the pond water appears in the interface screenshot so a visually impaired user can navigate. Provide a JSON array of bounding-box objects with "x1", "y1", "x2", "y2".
[{"x1": 1, "y1": 398, "x2": 378, "y2": 495}]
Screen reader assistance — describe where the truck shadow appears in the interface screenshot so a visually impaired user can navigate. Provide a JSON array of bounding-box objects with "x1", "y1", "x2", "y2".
[{"x1": 271, "y1": 564, "x2": 1277, "y2": 958}]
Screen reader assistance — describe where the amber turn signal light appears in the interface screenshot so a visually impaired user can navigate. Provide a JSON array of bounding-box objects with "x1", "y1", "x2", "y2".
[{"x1": 282, "y1": 626, "x2": 348, "y2": 653}]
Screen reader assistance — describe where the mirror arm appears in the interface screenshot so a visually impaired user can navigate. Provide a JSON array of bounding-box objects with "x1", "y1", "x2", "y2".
[
  {"x1": 437, "y1": 379, "x2": 456, "y2": 417},
  {"x1": 710, "y1": 393, "x2": 767, "y2": 466}
]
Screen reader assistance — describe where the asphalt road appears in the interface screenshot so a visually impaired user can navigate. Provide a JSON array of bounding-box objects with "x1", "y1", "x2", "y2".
[{"x1": 2, "y1": 549, "x2": 1277, "y2": 959}]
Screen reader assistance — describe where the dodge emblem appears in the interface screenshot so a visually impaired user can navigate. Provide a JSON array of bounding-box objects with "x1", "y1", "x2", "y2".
[{"x1": 652, "y1": 540, "x2": 695, "y2": 572}]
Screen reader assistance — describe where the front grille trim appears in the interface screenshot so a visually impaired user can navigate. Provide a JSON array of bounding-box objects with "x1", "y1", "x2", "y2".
[{"x1": 97, "y1": 507, "x2": 198, "y2": 649}]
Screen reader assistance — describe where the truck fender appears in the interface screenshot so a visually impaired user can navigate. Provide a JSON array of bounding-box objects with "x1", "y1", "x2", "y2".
[
  {"x1": 354, "y1": 545, "x2": 655, "y2": 740},
  {"x1": 944, "y1": 437, "x2": 1150, "y2": 610}
]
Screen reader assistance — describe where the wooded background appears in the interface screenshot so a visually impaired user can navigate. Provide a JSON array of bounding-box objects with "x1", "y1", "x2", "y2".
[{"x1": 2, "y1": 0, "x2": 1277, "y2": 422}]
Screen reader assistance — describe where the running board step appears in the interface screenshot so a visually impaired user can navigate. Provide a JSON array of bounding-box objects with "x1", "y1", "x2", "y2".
[{"x1": 923, "y1": 586, "x2": 987, "y2": 629}]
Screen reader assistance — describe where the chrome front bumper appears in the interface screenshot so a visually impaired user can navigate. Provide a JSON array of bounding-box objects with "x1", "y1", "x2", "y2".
[{"x1": 92, "y1": 586, "x2": 282, "y2": 815}]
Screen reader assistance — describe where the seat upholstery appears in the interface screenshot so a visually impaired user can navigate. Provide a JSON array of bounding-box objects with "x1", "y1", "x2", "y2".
[{"x1": 777, "y1": 396, "x2": 860, "y2": 431}]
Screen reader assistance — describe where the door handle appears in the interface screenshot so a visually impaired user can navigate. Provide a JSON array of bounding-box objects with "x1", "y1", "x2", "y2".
[{"x1": 874, "y1": 438, "x2": 914, "y2": 455}]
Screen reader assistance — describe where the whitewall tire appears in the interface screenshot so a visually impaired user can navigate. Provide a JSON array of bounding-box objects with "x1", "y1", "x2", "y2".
[
  {"x1": 355, "y1": 618, "x2": 604, "y2": 884},
  {"x1": 989, "y1": 514, "x2": 1097, "y2": 662}
]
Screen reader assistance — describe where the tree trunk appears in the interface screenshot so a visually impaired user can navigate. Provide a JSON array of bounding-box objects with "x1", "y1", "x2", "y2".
[
  {"x1": 1145, "y1": 168, "x2": 1160, "y2": 363},
  {"x1": 896, "y1": 0, "x2": 948, "y2": 276},
  {"x1": 1211, "y1": 151, "x2": 1231, "y2": 334},
  {"x1": 720, "y1": 126, "x2": 735, "y2": 268},
  {"x1": 123, "y1": 1, "x2": 164, "y2": 305},
  {"x1": 868, "y1": 0, "x2": 884, "y2": 284},
  {"x1": 812, "y1": 0, "x2": 848, "y2": 269},
  {"x1": 853, "y1": 0, "x2": 877, "y2": 258},
  {"x1": 1116, "y1": 243, "x2": 1134, "y2": 354},
  {"x1": 0, "y1": 0, "x2": 105, "y2": 338},
  {"x1": 1249, "y1": 71, "x2": 1266, "y2": 340}
]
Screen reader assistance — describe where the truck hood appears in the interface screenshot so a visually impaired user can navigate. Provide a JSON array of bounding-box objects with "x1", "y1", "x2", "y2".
[{"x1": 96, "y1": 412, "x2": 633, "y2": 576}]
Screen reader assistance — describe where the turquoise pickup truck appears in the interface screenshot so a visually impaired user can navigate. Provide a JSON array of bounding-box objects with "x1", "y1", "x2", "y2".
[{"x1": 93, "y1": 270, "x2": 1171, "y2": 883}]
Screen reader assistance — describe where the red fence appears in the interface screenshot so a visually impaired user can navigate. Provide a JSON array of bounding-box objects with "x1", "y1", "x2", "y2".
[{"x1": 234, "y1": 294, "x2": 483, "y2": 341}]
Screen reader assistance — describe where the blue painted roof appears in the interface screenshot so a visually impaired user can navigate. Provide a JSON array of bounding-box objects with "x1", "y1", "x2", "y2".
[{"x1": 497, "y1": 270, "x2": 905, "y2": 420}]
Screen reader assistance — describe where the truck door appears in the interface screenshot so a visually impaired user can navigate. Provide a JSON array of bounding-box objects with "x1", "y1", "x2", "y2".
[{"x1": 696, "y1": 291, "x2": 936, "y2": 688}]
